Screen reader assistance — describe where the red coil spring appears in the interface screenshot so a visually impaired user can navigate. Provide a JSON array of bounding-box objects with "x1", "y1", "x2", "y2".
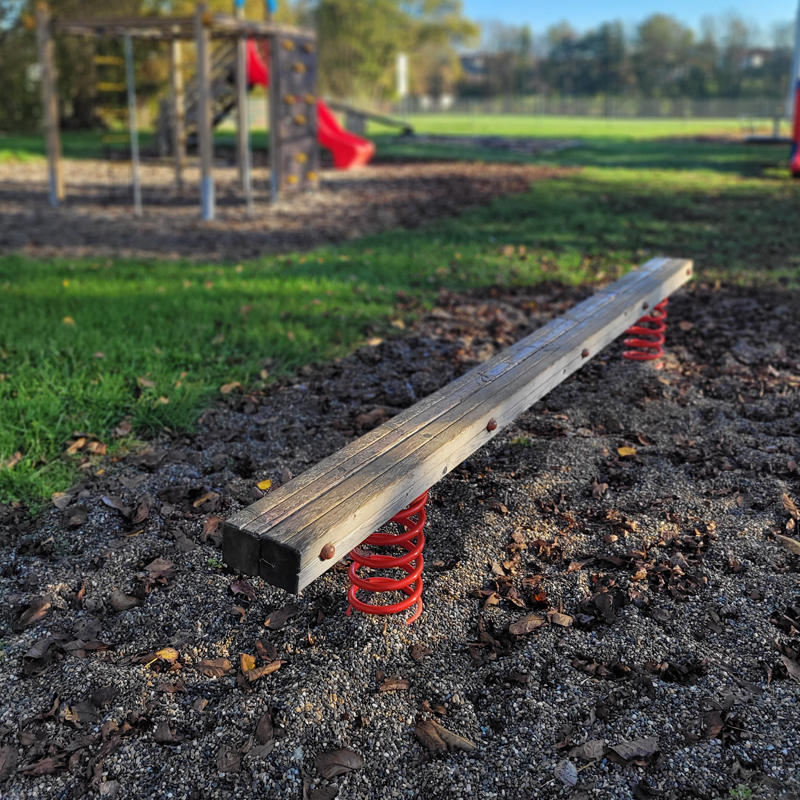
[
  {"x1": 346, "y1": 492, "x2": 428, "y2": 625},
  {"x1": 623, "y1": 299, "x2": 668, "y2": 362}
]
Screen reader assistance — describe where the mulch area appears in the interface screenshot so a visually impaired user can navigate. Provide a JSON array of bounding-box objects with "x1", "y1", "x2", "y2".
[
  {"x1": 0, "y1": 159, "x2": 568, "y2": 261},
  {"x1": 0, "y1": 279, "x2": 799, "y2": 799}
]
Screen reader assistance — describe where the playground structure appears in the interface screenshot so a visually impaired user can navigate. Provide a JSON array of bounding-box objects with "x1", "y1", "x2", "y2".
[
  {"x1": 223, "y1": 257, "x2": 693, "y2": 622},
  {"x1": 33, "y1": 2, "x2": 382, "y2": 219}
]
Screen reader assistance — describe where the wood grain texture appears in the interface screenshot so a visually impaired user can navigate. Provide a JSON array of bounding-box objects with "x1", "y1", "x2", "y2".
[{"x1": 223, "y1": 258, "x2": 693, "y2": 593}]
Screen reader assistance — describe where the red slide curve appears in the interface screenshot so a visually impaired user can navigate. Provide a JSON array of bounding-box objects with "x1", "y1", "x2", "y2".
[{"x1": 246, "y1": 42, "x2": 374, "y2": 170}]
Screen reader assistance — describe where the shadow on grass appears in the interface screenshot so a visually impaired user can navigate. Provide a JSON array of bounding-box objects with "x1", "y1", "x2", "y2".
[{"x1": 374, "y1": 134, "x2": 790, "y2": 179}]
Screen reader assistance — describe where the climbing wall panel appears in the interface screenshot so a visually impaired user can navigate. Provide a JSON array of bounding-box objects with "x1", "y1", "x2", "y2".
[{"x1": 269, "y1": 33, "x2": 319, "y2": 199}]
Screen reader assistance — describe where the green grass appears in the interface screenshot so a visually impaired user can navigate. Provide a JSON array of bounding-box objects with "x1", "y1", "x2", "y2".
[
  {"x1": 1, "y1": 116, "x2": 799, "y2": 503},
  {"x1": 368, "y1": 113, "x2": 778, "y2": 140}
]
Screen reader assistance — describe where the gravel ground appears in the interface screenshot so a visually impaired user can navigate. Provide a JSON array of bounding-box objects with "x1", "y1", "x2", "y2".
[
  {"x1": 0, "y1": 158, "x2": 566, "y2": 261},
  {"x1": 0, "y1": 280, "x2": 799, "y2": 800}
]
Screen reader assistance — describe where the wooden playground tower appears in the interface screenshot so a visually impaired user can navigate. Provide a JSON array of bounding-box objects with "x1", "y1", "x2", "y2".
[{"x1": 34, "y1": 2, "x2": 320, "y2": 220}]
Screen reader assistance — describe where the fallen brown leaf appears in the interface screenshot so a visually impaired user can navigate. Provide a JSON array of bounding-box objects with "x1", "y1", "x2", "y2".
[
  {"x1": 429, "y1": 720, "x2": 477, "y2": 753},
  {"x1": 196, "y1": 658, "x2": 232, "y2": 678},
  {"x1": 569, "y1": 739, "x2": 606, "y2": 761},
  {"x1": 215, "y1": 745, "x2": 241, "y2": 773},
  {"x1": 246, "y1": 661, "x2": 285, "y2": 682},
  {"x1": 255, "y1": 712, "x2": 273, "y2": 745},
  {"x1": 15, "y1": 596, "x2": 52, "y2": 630},
  {"x1": 315, "y1": 748, "x2": 365, "y2": 779},
  {"x1": 775, "y1": 534, "x2": 800, "y2": 556},
  {"x1": 508, "y1": 613, "x2": 546, "y2": 636},
  {"x1": 0, "y1": 745, "x2": 18, "y2": 782},
  {"x1": 109, "y1": 589, "x2": 141, "y2": 613},
  {"x1": 153, "y1": 720, "x2": 182, "y2": 745},
  {"x1": 379, "y1": 676, "x2": 410, "y2": 692},
  {"x1": 264, "y1": 603, "x2": 301, "y2": 630},
  {"x1": 414, "y1": 719, "x2": 446, "y2": 754}
]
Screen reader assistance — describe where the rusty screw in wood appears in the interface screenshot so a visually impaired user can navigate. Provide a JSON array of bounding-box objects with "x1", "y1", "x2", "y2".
[
  {"x1": 320, "y1": 543, "x2": 335, "y2": 561},
  {"x1": 486, "y1": 418, "x2": 498, "y2": 432},
  {"x1": 581, "y1": 348, "x2": 589, "y2": 358}
]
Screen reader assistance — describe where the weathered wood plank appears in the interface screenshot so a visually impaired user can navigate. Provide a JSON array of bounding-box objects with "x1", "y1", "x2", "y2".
[{"x1": 223, "y1": 258, "x2": 693, "y2": 593}]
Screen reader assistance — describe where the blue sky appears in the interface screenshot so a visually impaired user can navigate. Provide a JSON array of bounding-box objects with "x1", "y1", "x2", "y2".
[{"x1": 462, "y1": 0, "x2": 797, "y2": 38}]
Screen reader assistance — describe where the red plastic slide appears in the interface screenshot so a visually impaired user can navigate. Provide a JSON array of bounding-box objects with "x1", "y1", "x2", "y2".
[{"x1": 245, "y1": 41, "x2": 375, "y2": 170}]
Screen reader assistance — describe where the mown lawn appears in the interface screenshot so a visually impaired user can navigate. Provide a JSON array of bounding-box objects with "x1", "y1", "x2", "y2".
[{"x1": 1, "y1": 117, "x2": 798, "y2": 504}]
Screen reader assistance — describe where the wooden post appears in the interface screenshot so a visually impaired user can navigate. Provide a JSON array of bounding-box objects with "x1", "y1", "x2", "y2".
[
  {"x1": 235, "y1": 2, "x2": 254, "y2": 215},
  {"x1": 223, "y1": 257, "x2": 695, "y2": 594},
  {"x1": 123, "y1": 35, "x2": 142, "y2": 217},
  {"x1": 169, "y1": 39, "x2": 186, "y2": 190},
  {"x1": 268, "y1": 32, "x2": 279, "y2": 202},
  {"x1": 35, "y1": 2, "x2": 64, "y2": 206},
  {"x1": 195, "y1": 2, "x2": 214, "y2": 221}
]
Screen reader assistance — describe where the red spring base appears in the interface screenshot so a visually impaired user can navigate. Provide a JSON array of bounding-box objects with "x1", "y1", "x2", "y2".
[
  {"x1": 623, "y1": 299, "x2": 668, "y2": 362},
  {"x1": 346, "y1": 492, "x2": 428, "y2": 625}
]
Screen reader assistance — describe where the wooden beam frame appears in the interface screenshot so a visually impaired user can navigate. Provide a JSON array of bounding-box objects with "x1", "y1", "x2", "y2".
[
  {"x1": 53, "y1": 14, "x2": 314, "y2": 42},
  {"x1": 223, "y1": 257, "x2": 694, "y2": 594}
]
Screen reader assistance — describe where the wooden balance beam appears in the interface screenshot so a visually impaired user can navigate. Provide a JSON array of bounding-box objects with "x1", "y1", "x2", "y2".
[{"x1": 223, "y1": 257, "x2": 693, "y2": 594}]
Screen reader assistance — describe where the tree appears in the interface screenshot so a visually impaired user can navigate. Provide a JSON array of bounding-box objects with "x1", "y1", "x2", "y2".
[
  {"x1": 632, "y1": 14, "x2": 694, "y2": 97},
  {"x1": 312, "y1": 0, "x2": 476, "y2": 100}
]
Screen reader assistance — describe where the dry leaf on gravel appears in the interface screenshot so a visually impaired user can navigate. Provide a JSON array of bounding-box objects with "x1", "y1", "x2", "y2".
[
  {"x1": 20, "y1": 756, "x2": 65, "y2": 776},
  {"x1": 315, "y1": 748, "x2": 365, "y2": 779},
  {"x1": 775, "y1": 535, "x2": 800, "y2": 556},
  {"x1": 132, "y1": 496, "x2": 154, "y2": 524},
  {"x1": 547, "y1": 611, "x2": 573, "y2": 627},
  {"x1": 781, "y1": 655, "x2": 800, "y2": 683},
  {"x1": 155, "y1": 647, "x2": 179, "y2": 663},
  {"x1": 15, "y1": 595, "x2": 52, "y2": 630},
  {"x1": 230, "y1": 579, "x2": 258, "y2": 602},
  {"x1": 246, "y1": 661, "x2": 285, "y2": 682},
  {"x1": 414, "y1": 719, "x2": 447, "y2": 754},
  {"x1": 240, "y1": 653, "x2": 256, "y2": 673},
  {"x1": 153, "y1": 720, "x2": 182, "y2": 745},
  {"x1": 109, "y1": 589, "x2": 141, "y2": 612},
  {"x1": 554, "y1": 759, "x2": 579, "y2": 787},
  {"x1": 51, "y1": 491, "x2": 73, "y2": 510},
  {"x1": 215, "y1": 746, "x2": 241, "y2": 773},
  {"x1": 418, "y1": 720, "x2": 477, "y2": 753},
  {"x1": 569, "y1": 740, "x2": 606, "y2": 761},
  {"x1": 201, "y1": 515, "x2": 224, "y2": 544},
  {"x1": 379, "y1": 676, "x2": 410, "y2": 692},
  {"x1": 196, "y1": 658, "x2": 232, "y2": 678},
  {"x1": 609, "y1": 736, "x2": 659, "y2": 764},
  {"x1": 508, "y1": 613, "x2": 546, "y2": 636},
  {"x1": 264, "y1": 603, "x2": 301, "y2": 630},
  {"x1": 410, "y1": 644, "x2": 432, "y2": 661},
  {"x1": 255, "y1": 712, "x2": 273, "y2": 745},
  {"x1": 783, "y1": 494, "x2": 799, "y2": 520},
  {"x1": 0, "y1": 745, "x2": 18, "y2": 782},
  {"x1": 309, "y1": 788, "x2": 338, "y2": 800},
  {"x1": 101, "y1": 495, "x2": 132, "y2": 519}
]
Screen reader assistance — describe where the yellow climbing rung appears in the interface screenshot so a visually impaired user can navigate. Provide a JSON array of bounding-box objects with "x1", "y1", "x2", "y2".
[
  {"x1": 94, "y1": 55, "x2": 124, "y2": 66},
  {"x1": 96, "y1": 82, "x2": 126, "y2": 92}
]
